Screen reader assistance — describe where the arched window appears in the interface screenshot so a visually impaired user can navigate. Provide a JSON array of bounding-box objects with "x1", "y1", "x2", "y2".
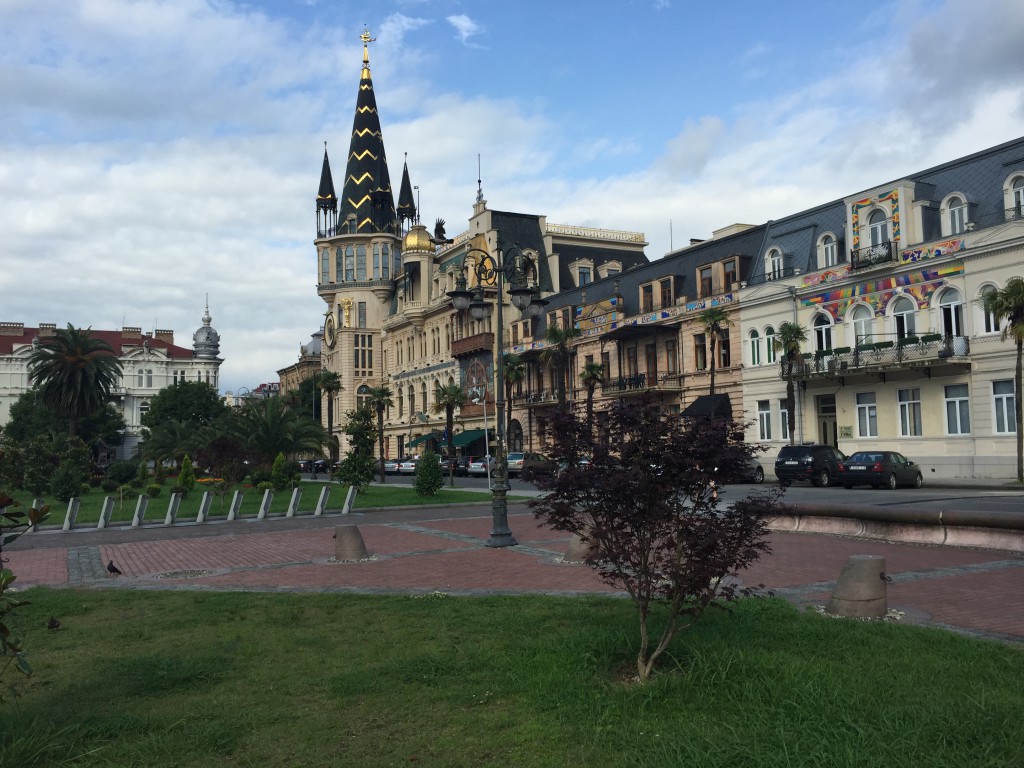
[
  {"x1": 397, "y1": 388, "x2": 404, "y2": 417},
  {"x1": 868, "y1": 210, "x2": 888, "y2": 246},
  {"x1": 356, "y1": 245, "x2": 367, "y2": 281},
  {"x1": 938, "y1": 288, "x2": 964, "y2": 337},
  {"x1": 345, "y1": 247, "x2": 355, "y2": 281},
  {"x1": 947, "y1": 195, "x2": 967, "y2": 235},
  {"x1": 356, "y1": 384, "x2": 371, "y2": 411},
  {"x1": 1012, "y1": 177, "x2": 1024, "y2": 219},
  {"x1": 748, "y1": 330, "x2": 761, "y2": 366},
  {"x1": 146, "y1": 369, "x2": 154, "y2": 388},
  {"x1": 139, "y1": 400, "x2": 149, "y2": 423},
  {"x1": 892, "y1": 296, "x2": 917, "y2": 339},
  {"x1": 979, "y1": 286, "x2": 999, "y2": 334},
  {"x1": 821, "y1": 234, "x2": 837, "y2": 268},
  {"x1": 765, "y1": 326, "x2": 777, "y2": 364},
  {"x1": 766, "y1": 249, "x2": 783, "y2": 281},
  {"x1": 137, "y1": 369, "x2": 144, "y2": 387},
  {"x1": 420, "y1": 382, "x2": 428, "y2": 414},
  {"x1": 851, "y1": 305, "x2": 873, "y2": 347},
  {"x1": 813, "y1": 314, "x2": 833, "y2": 352}
]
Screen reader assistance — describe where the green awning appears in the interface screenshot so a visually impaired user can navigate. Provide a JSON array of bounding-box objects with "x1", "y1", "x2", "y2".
[
  {"x1": 407, "y1": 432, "x2": 438, "y2": 448},
  {"x1": 451, "y1": 428, "x2": 489, "y2": 447}
]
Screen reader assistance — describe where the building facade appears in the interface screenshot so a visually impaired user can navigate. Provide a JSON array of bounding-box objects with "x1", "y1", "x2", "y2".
[
  {"x1": 0, "y1": 308, "x2": 222, "y2": 459},
  {"x1": 313, "y1": 31, "x2": 1022, "y2": 479}
]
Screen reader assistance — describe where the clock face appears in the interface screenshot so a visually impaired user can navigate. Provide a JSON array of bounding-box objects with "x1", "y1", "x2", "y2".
[{"x1": 324, "y1": 314, "x2": 337, "y2": 348}]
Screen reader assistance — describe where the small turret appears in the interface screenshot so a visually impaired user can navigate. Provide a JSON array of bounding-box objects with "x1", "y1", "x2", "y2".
[{"x1": 192, "y1": 302, "x2": 221, "y2": 359}]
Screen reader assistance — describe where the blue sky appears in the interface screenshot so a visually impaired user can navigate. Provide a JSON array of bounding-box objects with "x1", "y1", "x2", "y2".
[{"x1": 2, "y1": 0, "x2": 1023, "y2": 393}]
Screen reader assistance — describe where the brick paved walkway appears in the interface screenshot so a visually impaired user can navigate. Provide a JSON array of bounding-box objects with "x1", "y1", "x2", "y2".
[{"x1": 6, "y1": 506, "x2": 1023, "y2": 644}]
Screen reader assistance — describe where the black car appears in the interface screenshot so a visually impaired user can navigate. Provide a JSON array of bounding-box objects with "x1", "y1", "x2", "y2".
[
  {"x1": 455, "y1": 455, "x2": 472, "y2": 477},
  {"x1": 837, "y1": 451, "x2": 924, "y2": 489},
  {"x1": 774, "y1": 444, "x2": 846, "y2": 487}
]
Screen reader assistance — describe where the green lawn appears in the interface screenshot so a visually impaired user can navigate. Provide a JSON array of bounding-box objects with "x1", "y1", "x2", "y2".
[
  {"x1": 3, "y1": 590, "x2": 1022, "y2": 767},
  {"x1": 3, "y1": 482, "x2": 507, "y2": 527}
]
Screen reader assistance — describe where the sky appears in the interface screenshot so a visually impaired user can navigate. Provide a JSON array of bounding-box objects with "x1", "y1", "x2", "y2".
[{"x1": 2, "y1": 0, "x2": 1023, "y2": 395}]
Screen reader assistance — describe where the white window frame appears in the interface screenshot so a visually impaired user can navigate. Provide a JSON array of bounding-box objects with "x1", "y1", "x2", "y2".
[
  {"x1": 979, "y1": 286, "x2": 999, "y2": 334},
  {"x1": 851, "y1": 304, "x2": 873, "y2": 347},
  {"x1": 948, "y1": 196, "x2": 967, "y2": 235},
  {"x1": 748, "y1": 330, "x2": 761, "y2": 366},
  {"x1": 944, "y1": 383, "x2": 971, "y2": 435},
  {"x1": 813, "y1": 314, "x2": 833, "y2": 353},
  {"x1": 857, "y1": 392, "x2": 878, "y2": 438},
  {"x1": 892, "y1": 296, "x2": 917, "y2": 340},
  {"x1": 898, "y1": 387, "x2": 922, "y2": 437},
  {"x1": 765, "y1": 327, "x2": 777, "y2": 364},
  {"x1": 766, "y1": 249, "x2": 783, "y2": 281},
  {"x1": 993, "y1": 380, "x2": 1016, "y2": 434},
  {"x1": 938, "y1": 288, "x2": 965, "y2": 338},
  {"x1": 868, "y1": 210, "x2": 888, "y2": 246},
  {"x1": 779, "y1": 398, "x2": 790, "y2": 441},
  {"x1": 819, "y1": 233, "x2": 838, "y2": 268},
  {"x1": 758, "y1": 400, "x2": 772, "y2": 441}
]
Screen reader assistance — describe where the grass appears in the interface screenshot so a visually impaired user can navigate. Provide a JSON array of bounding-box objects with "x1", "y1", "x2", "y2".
[
  {"x1": 3, "y1": 482, "x2": 509, "y2": 527},
  {"x1": 3, "y1": 590, "x2": 1022, "y2": 767}
]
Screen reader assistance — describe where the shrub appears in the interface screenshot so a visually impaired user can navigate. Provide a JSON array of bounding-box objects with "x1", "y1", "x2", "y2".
[
  {"x1": 178, "y1": 454, "x2": 196, "y2": 496},
  {"x1": 100, "y1": 479, "x2": 120, "y2": 492},
  {"x1": 170, "y1": 485, "x2": 187, "y2": 497},
  {"x1": 154, "y1": 461, "x2": 166, "y2": 485},
  {"x1": 256, "y1": 481, "x2": 273, "y2": 492},
  {"x1": 146, "y1": 484, "x2": 162, "y2": 498},
  {"x1": 105, "y1": 459, "x2": 139, "y2": 485},
  {"x1": 414, "y1": 450, "x2": 443, "y2": 496},
  {"x1": 270, "y1": 453, "x2": 290, "y2": 491},
  {"x1": 49, "y1": 460, "x2": 84, "y2": 503}
]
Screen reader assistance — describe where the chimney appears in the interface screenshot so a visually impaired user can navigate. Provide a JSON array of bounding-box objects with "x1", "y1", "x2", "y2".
[
  {"x1": 122, "y1": 326, "x2": 142, "y2": 339},
  {"x1": 0, "y1": 322, "x2": 24, "y2": 336},
  {"x1": 38, "y1": 323, "x2": 57, "y2": 337},
  {"x1": 155, "y1": 329, "x2": 174, "y2": 345}
]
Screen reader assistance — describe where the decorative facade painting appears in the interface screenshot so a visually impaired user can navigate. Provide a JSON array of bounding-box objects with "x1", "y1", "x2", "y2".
[
  {"x1": 901, "y1": 238, "x2": 965, "y2": 263},
  {"x1": 802, "y1": 264, "x2": 852, "y2": 288},
  {"x1": 850, "y1": 189, "x2": 900, "y2": 249},
  {"x1": 802, "y1": 264, "x2": 964, "y2": 321},
  {"x1": 574, "y1": 296, "x2": 623, "y2": 334},
  {"x1": 460, "y1": 355, "x2": 492, "y2": 403}
]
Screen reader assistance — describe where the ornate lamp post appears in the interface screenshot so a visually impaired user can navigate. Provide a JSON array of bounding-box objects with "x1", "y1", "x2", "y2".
[{"x1": 448, "y1": 239, "x2": 547, "y2": 547}]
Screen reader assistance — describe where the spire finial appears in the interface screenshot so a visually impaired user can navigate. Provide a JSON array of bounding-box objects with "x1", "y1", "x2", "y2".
[
  {"x1": 361, "y1": 27, "x2": 376, "y2": 71},
  {"x1": 476, "y1": 154, "x2": 484, "y2": 203}
]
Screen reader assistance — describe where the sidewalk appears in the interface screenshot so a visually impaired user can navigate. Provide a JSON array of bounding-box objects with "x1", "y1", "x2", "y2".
[{"x1": 6, "y1": 502, "x2": 1023, "y2": 645}]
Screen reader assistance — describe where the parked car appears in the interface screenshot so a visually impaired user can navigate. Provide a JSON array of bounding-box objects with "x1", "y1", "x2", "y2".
[
  {"x1": 297, "y1": 459, "x2": 313, "y2": 473},
  {"x1": 455, "y1": 455, "x2": 473, "y2": 477},
  {"x1": 774, "y1": 444, "x2": 846, "y2": 487},
  {"x1": 837, "y1": 451, "x2": 924, "y2": 489},
  {"x1": 467, "y1": 455, "x2": 495, "y2": 477},
  {"x1": 312, "y1": 459, "x2": 330, "y2": 474},
  {"x1": 438, "y1": 455, "x2": 459, "y2": 474},
  {"x1": 522, "y1": 452, "x2": 558, "y2": 478},
  {"x1": 506, "y1": 452, "x2": 525, "y2": 477},
  {"x1": 738, "y1": 457, "x2": 765, "y2": 484},
  {"x1": 398, "y1": 457, "x2": 419, "y2": 475},
  {"x1": 384, "y1": 458, "x2": 401, "y2": 475}
]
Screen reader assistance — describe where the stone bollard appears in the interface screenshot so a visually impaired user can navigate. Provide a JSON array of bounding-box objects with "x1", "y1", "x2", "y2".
[
  {"x1": 826, "y1": 555, "x2": 888, "y2": 618},
  {"x1": 334, "y1": 525, "x2": 369, "y2": 561},
  {"x1": 563, "y1": 531, "x2": 594, "y2": 563}
]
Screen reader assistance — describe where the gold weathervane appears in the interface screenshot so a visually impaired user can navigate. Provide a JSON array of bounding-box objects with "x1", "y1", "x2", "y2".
[{"x1": 361, "y1": 28, "x2": 376, "y2": 63}]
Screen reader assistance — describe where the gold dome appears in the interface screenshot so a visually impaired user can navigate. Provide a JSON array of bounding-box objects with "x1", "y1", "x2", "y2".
[{"x1": 403, "y1": 223, "x2": 433, "y2": 252}]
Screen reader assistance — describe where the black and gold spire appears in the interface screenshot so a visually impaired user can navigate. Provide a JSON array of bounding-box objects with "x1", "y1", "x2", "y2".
[
  {"x1": 338, "y1": 29, "x2": 398, "y2": 234},
  {"x1": 397, "y1": 152, "x2": 417, "y2": 230},
  {"x1": 316, "y1": 143, "x2": 338, "y2": 237}
]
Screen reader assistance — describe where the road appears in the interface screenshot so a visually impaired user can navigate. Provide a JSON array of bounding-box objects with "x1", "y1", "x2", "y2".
[{"x1": 391, "y1": 472, "x2": 1024, "y2": 516}]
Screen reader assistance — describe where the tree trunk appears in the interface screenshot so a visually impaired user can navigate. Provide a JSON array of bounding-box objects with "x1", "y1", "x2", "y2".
[
  {"x1": 377, "y1": 408, "x2": 386, "y2": 483},
  {"x1": 709, "y1": 334, "x2": 717, "y2": 396},
  {"x1": 447, "y1": 406, "x2": 455, "y2": 488},
  {"x1": 1016, "y1": 340, "x2": 1023, "y2": 482},
  {"x1": 786, "y1": 375, "x2": 796, "y2": 445}
]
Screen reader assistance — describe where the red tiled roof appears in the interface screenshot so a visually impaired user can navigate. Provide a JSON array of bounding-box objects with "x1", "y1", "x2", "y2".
[{"x1": 0, "y1": 325, "x2": 194, "y2": 359}]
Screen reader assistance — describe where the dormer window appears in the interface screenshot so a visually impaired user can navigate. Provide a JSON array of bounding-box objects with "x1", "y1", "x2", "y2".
[
  {"x1": 578, "y1": 267, "x2": 591, "y2": 286},
  {"x1": 818, "y1": 234, "x2": 839, "y2": 268},
  {"x1": 1004, "y1": 175, "x2": 1024, "y2": 220},
  {"x1": 766, "y1": 249, "x2": 783, "y2": 281},
  {"x1": 699, "y1": 266, "x2": 713, "y2": 297},
  {"x1": 569, "y1": 258, "x2": 594, "y2": 288},
  {"x1": 947, "y1": 196, "x2": 967, "y2": 235},
  {"x1": 598, "y1": 261, "x2": 621, "y2": 279},
  {"x1": 868, "y1": 210, "x2": 888, "y2": 246},
  {"x1": 723, "y1": 259, "x2": 737, "y2": 288}
]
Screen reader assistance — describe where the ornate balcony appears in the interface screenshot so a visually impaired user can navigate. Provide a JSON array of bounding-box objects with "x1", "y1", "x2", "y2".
[
  {"x1": 783, "y1": 333, "x2": 970, "y2": 381},
  {"x1": 600, "y1": 373, "x2": 683, "y2": 396},
  {"x1": 451, "y1": 332, "x2": 494, "y2": 359},
  {"x1": 850, "y1": 241, "x2": 894, "y2": 269}
]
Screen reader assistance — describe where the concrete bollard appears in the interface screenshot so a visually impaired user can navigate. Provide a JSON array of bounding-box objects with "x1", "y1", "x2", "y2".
[
  {"x1": 164, "y1": 492, "x2": 181, "y2": 526},
  {"x1": 286, "y1": 488, "x2": 302, "y2": 518},
  {"x1": 563, "y1": 531, "x2": 594, "y2": 563},
  {"x1": 257, "y1": 489, "x2": 273, "y2": 520},
  {"x1": 97, "y1": 497, "x2": 114, "y2": 529},
  {"x1": 227, "y1": 490, "x2": 244, "y2": 521},
  {"x1": 313, "y1": 486, "x2": 331, "y2": 516},
  {"x1": 62, "y1": 498, "x2": 80, "y2": 531},
  {"x1": 334, "y1": 525, "x2": 369, "y2": 561},
  {"x1": 131, "y1": 495, "x2": 149, "y2": 528},
  {"x1": 196, "y1": 492, "x2": 213, "y2": 524},
  {"x1": 826, "y1": 555, "x2": 888, "y2": 618},
  {"x1": 341, "y1": 486, "x2": 357, "y2": 515}
]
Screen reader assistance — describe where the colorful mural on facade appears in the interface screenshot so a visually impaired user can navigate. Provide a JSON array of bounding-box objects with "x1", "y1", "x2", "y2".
[
  {"x1": 574, "y1": 296, "x2": 622, "y2": 333},
  {"x1": 901, "y1": 238, "x2": 965, "y2": 263},
  {"x1": 850, "y1": 189, "x2": 900, "y2": 250},
  {"x1": 801, "y1": 265, "x2": 852, "y2": 287},
  {"x1": 459, "y1": 355, "x2": 492, "y2": 403},
  {"x1": 801, "y1": 264, "x2": 964, "y2": 320},
  {"x1": 685, "y1": 294, "x2": 734, "y2": 312}
]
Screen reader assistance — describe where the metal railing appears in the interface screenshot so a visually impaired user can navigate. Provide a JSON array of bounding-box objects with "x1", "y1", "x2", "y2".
[
  {"x1": 850, "y1": 241, "x2": 894, "y2": 269},
  {"x1": 783, "y1": 333, "x2": 970, "y2": 379}
]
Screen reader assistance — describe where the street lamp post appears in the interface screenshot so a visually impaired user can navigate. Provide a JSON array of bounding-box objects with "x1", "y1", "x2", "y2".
[
  {"x1": 472, "y1": 397, "x2": 492, "y2": 488},
  {"x1": 449, "y1": 238, "x2": 547, "y2": 548}
]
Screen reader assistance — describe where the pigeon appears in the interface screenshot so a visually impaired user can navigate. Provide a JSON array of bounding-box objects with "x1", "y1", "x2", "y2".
[
  {"x1": 47, "y1": 616, "x2": 61, "y2": 631},
  {"x1": 107, "y1": 560, "x2": 123, "y2": 576}
]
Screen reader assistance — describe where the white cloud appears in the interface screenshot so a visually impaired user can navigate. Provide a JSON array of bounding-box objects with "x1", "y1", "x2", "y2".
[{"x1": 446, "y1": 14, "x2": 484, "y2": 47}]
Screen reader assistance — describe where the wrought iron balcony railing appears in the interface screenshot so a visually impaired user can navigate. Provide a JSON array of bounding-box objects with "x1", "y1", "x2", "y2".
[
  {"x1": 782, "y1": 333, "x2": 970, "y2": 380},
  {"x1": 850, "y1": 241, "x2": 894, "y2": 269}
]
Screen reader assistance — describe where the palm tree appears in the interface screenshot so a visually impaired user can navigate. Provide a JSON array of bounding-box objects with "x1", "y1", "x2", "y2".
[
  {"x1": 139, "y1": 419, "x2": 200, "y2": 467},
  {"x1": 579, "y1": 361, "x2": 605, "y2": 431},
  {"x1": 980, "y1": 277, "x2": 1024, "y2": 481},
  {"x1": 317, "y1": 370, "x2": 342, "y2": 461},
  {"x1": 502, "y1": 353, "x2": 526, "y2": 433},
  {"x1": 233, "y1": 396, "x2": 327, "y2": 466},
  {"x1": 366, "y1": 385, "x2": 393, "y2": 483},
  {"x1": 699, "y1": 307, "x2": 729, "y2": 397},
  {"x1": 773, "y1": 321, "x2": 807, "y2": 445},
  {"x1": 433, "y1": 383, "x2": 466, "y2": 487},
  {"x1": 541, "y1": 324, "x2": 581, "y2": 409},
  {"x1": 27, "y1": 324, "x2": 123, "y2": 438}
]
